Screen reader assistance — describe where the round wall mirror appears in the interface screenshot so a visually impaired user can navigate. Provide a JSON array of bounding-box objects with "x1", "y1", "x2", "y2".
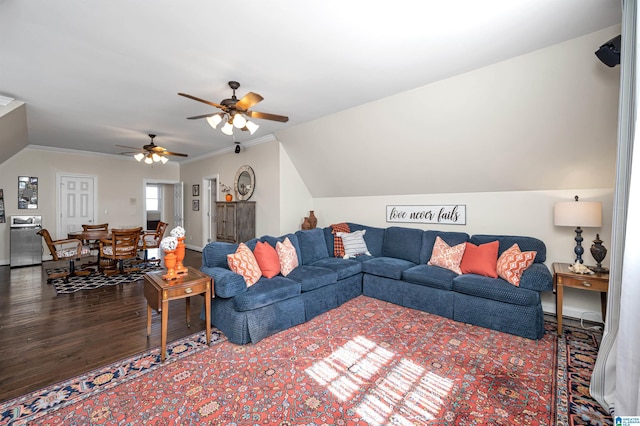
[{"x1": 234, "y1": 165, "x2": 255, "y2": 201}]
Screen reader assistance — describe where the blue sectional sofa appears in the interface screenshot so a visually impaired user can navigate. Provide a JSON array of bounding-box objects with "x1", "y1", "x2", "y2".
[{"x1": 200, "y1": 223, "x2": 553, "y2": 344}]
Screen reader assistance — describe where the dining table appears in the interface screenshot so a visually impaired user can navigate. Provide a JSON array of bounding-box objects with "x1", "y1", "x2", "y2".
[{"x1": 68, "y1": 229, "x2": 114, "y2": 271}]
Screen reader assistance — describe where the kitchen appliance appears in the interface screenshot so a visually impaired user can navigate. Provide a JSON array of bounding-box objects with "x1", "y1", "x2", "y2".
[{"x1": 10, "y1": 215, "x2": 42, "y2": 267}]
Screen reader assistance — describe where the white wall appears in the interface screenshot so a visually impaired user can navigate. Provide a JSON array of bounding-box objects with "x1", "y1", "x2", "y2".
[{"x1": 0, "y1": 147, "x2": 179, "y2": 264}]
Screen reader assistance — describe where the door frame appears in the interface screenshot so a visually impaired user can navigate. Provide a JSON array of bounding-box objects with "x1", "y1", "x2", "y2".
[
  {"x1": 202, "y1": 174, "x2": 220, "y2": 246},
  {"x1": 142, "y1": 178, "x2": 181, "y2": 230},
  {"x1": 56, "y1": 173, "x2": 98, "y2": 239}
]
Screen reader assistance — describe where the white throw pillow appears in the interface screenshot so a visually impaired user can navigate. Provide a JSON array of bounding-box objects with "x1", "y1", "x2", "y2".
[{"x1": 336, "y1": 230, "x2": 371, "y2": 259}]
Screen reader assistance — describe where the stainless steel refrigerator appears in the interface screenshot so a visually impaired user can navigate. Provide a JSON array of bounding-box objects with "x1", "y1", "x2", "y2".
[{"x1": 10, "y1": 215, "x2": 42, "y2": 267}]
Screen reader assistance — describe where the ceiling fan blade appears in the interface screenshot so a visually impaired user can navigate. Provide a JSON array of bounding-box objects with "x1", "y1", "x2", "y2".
[
  {"x1": 164, "y1": 151, "x2": 189, "y2": 157},
  {"x1": 178, "y1": 93, "x2": 225, "y2": 109},
  {"x1": 236, "y1": 92, "x2": 264, "y2": 110},
  {"x1": 246, "y1": 110, "x2": 289, "y2": 123},
  {"x1": 187, "y1": 113, "x2": 220, "y2": 120},
  {"x1": 116, "y1": 144, "x2": 144, "y2": 151}
]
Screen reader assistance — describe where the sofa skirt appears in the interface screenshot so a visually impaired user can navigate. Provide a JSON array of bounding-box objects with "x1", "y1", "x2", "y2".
[
  {"x1": 301, "y1": 274, "x2": 362, "y2": 321},
  {"x1": 453, "y1": 292, "x2": 545, "y2": 340},
  {"x1": 202, "y1": 295, "x2": 306, "y2": 345},
  {"x1": 363, "y1": 274, "x2": 454, "y2": 319}
]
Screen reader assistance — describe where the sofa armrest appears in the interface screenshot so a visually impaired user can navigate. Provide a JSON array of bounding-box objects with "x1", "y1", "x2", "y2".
[
  {"x1": 200, "y1": 266, "x2": 247, "y2": 298},
  {"x1": 518, "y1": 263, "x2": 553, "y2": 292}
]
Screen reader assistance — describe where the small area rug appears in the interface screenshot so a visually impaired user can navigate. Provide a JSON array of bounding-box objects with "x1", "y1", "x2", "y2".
[
  {"x1": 0, "y1": 296, "x2": 609, "y2": 425},
  {"x1": 48, "y1": 262, "x2": 162, "y2": 294}
]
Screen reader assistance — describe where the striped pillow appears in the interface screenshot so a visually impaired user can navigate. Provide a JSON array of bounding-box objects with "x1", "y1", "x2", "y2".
[
  {"x1": 336, "y1": 230, "x2": 371, "y2": 259},
  {"x1": 227, "y1": 243, "x2": 262, "y2": 286}
]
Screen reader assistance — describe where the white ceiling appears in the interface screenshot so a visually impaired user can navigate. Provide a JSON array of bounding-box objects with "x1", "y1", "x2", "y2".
[{"x1": 0, "y1": 0, "x2": 621, "y2": 161}]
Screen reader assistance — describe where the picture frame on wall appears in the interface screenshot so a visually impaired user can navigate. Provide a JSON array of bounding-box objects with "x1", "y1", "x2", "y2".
[
  {"x1": 192, "y1": 184, "x2": 199, "y2": 197},
  {"x1": 192, "y1": 199, "x2": 199, "y2": 211}
]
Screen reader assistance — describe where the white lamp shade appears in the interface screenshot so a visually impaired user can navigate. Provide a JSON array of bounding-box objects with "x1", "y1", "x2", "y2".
[
  {"x1": 134, "y1": 153, "x2": 145, "y2": 162},
  {"x1": 160, "y1": 156, "x2": 169, "y2": 164},
  {"x1": 152, "y1": 153, "x2": 161, "y2": 162},
  {"x1": 244, "y1": 120, "x2": 259, "y2": 135},
  {"x1": 221, "y1": 120, "x2": 234, "y2": 135},
  {"x1": 554, "y1": 201, "x2": 602, "y2": 227},
  {"x1": 206, "y1": 114, "x2": 222, "y2": 129},
  {"x1": 144, "y1": 156, "x2": 153, "y2": 164},
  {"x1": 232, "y1": 114, "x2": 247, "y2": 129}
]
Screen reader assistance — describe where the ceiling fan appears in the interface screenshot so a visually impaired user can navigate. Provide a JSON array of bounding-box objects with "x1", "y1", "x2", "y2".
[
  {"x1": 178, "y1": 81, "x2": 289, "y2": 135},
  {"x1": 117, "y1": 134, "x2": 188, "y2": 164}
]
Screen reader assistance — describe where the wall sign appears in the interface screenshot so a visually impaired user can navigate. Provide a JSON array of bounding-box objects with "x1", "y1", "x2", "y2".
[{"x1": 386, "y1": 205, "x2": 466, "y2": 225}]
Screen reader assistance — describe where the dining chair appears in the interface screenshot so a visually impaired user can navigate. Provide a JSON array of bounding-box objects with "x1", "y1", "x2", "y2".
[
  {"x1": 137, "y1": 221, "x2": 168, "y2": 267},
  {"x1": 81, "y1": 223, "x2": 109, "y2": 253},
  {"x1": 38, "y1": 229, "x2": 92, "y2": 283},
  {"x1": 99, "y1": 227, "x2": 143, "y2": 277}
]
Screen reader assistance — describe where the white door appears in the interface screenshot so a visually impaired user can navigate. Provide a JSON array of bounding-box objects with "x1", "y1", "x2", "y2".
[
  {"x1": 207, "y1": 178, "x2": 217, "y2": 243},
  {"x1": 58, "y1": 174, "x2": 97, "y2": 239},
  {"x1": 173, "y1": 181, "x2": 184, "y2": 228}
]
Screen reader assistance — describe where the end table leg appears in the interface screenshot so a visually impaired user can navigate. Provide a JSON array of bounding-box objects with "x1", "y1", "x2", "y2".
[
  {"x1": 205, "y1": 284, "x2": 211, "y2": 346},
  {"x1": 186, "y1": 297, "x2": 191, "y2": 327},
  {"x1": 147, "y1": 304, "x2": 152, "y2": 337},
  {"x1": 161, "y1": 300, "x2": 168, "y2": 362},
  {"x1": 557, "y1": 284, "x2": 564, "y2": 335},
  {"x1": 601, "y1": 291, "x2": 607, "y2": 322}
]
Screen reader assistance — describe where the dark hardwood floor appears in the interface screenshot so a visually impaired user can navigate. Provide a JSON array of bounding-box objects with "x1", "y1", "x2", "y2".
[{"x1": 0, "y1": 249, "x2": 208, "y2": 403}]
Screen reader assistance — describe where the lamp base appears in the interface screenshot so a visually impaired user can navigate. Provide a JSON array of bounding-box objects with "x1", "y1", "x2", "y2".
[
  {"x1": 573, "y1": 226, "x2": 585, "y2": 264},
  {"x1": 590, "y1": 234, "x2": 608, "y2": 273}
]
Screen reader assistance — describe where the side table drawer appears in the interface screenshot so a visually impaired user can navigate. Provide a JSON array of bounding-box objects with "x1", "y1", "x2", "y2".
[
  {"x1": 165, "y1": 280, "x2": 209, "y2": 299},
  {"x1": 559, "y1": 275, "x2": 608, "y2": 292}
]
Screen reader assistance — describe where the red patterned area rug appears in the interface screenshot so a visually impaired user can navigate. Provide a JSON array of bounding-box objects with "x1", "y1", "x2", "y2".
[{"x1": 0, "y1": 296, "x2": 608, "y2": 425}]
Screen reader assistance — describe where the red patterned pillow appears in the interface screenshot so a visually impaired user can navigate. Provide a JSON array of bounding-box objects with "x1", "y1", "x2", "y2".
[
  {"x1": 227, "y1": 243, "x2": 261, "y2": 286},
  {"x1": 427, "y1": 236, "x2": 466, "y2": 274},
  {"x1": 331, "y1": 223, "x2": 350, "y2": 257},
  {"x1": 276, "y1": 237, "x2": 299, "y2": 277},
  {"x1": 459, "y1": 240, "x2": 499, "y2": 278},
  {"x1": 253, "y1": 241, "x2": 281, "y2": 279},
  {"x1": 496, "y1": 243, "x2": 536, "y2": 286}
]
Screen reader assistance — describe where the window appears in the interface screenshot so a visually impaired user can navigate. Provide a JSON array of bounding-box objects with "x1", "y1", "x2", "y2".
[{"x1": 146, "y1": 185, "x2": 161, "y2": 211}]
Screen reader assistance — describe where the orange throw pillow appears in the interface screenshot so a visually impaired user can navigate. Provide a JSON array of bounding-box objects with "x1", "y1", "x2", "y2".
[
  {"x1": 459, "y1": 240, "x2": 499, "y2": 278},
  {"x1": 253, "y1": 241, "x2": 281, "y2": 279},
  {"x1": 496, "y1": 243, "x2": 536, "y2": 286},
  {"x1": 427, "y1": 236, "x2": 466, "y2": 274},
  {"x1": 227, "y1": 243, "x2": 262, "y2": 286}
]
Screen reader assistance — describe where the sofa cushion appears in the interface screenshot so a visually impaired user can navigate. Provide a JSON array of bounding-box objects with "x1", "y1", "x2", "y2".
[
  {"x1": 459, "y1": 240, "x2": 499, "y2": 278},
  {"x1": 402, "y1": 264, "x2": 456, "y2": 291},
  {"x1": 362, "y1": 256, "x2": 416, "y2": 280},
  {"x1": 517, "y1": 263, "x2": 554, "y2": 292},
  {"x1": 427, "y1": 236, "x2": 466, "y2": 274},
  {"x1": 253, "y1": 241, "x2": 280, "y2": 279},
  {"x1": 496, "y1": 244, "x2": 536, "y2": 287},
  {"x1": 233, "y1": 276, "x2": 301, "y2": 311},
  {"x1": 276, "y1": 237, "x2": 299, "y2": 277},
  {"x1": 295, "y1": 228, "x2": 330, "y2": 265},
  {"x1": 311, "y1": 257, "x2": 362, "y2": 280},
  {"x1": 470, "y1": 234, "x2": 546, "y2": 263},
  {"x1": 285, "y1": 265, "x2": 338, "y2": 292},
  {"x1": 421, "y1": 231, "x2": 470, "y2": 264},
  {"x1": 452, "y1": 274, "x2": 540, "y2": 306},
  {"x1": 382, "y1": 227, "x2": 424, "y2": 264},
  {"x1": 227, "y1": 243, "x2": 261, "y2": 286},
  {"x1": 262, "y1": 234, "x2": 301, "y2": 260},
  {"x1": 202, "y1": 242, "x2": 238, "y2": 268}
]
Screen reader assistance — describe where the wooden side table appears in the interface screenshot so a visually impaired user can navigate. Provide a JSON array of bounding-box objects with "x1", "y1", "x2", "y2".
[
  {"x1": 143, "y1": 266, "x2": 213, "y2": 361},
  {"x1": 553, "y1": 262, "x2": 609, "y2": 335}
]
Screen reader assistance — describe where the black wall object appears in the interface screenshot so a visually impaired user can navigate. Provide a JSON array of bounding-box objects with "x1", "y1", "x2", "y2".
[{"x1": 595, "y1": 34, "x2": 621, "y2": 67}]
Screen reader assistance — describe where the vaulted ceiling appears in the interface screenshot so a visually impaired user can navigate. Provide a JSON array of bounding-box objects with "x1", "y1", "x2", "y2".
[{"x1": 0, "y1": 0, "x2": 621, "y2": 162}]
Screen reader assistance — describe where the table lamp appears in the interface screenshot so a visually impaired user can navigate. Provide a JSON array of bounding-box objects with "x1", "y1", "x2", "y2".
[{"x1": 554, "y1": 195, "x2": 602, "y2": 264}]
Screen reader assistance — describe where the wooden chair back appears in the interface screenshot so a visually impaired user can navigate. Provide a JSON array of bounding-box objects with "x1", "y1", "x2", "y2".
[
  {"x1": 37, "y1": 228, "x2": 85, "y2": 262},
  {"x1": 100, "y1": 227, "x2": 143, "y2": 261},
  {"x1": 82, "y1": 223, "x2": 109, "y2": 232},
  {"x1": 141, "y1": 221, "x2": 169, "y2": 249}
]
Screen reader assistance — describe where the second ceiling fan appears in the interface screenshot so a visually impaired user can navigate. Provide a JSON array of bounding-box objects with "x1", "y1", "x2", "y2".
[{"x1": 178, "y1": 81, "x2": 289, "y2": 135}]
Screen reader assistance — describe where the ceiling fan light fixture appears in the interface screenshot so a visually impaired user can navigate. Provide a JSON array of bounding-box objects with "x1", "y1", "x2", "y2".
[
  {"x1": 152, "y1": 153, "x2": 161, "y2": 162},
  {"x1": 206, "y1": 114, "x2": 223, "y2": 129},
  {"x1": 144, "y1": 155, "x2": 153, "y2": 165},
  {"x1": 160, "y1": 156, "x2": 169, "y2": 164},
  {"x1": 134, "y1": 153, "x2": 145, "y2": 162},
  {"x1": 221, "y1": 120, "x2": 234, "y2": 135},
  {"x1": 232, "y1": 113, "x2": 247, "y2": 129},
  {"x1": 244, "y1": 120, "x2": 259, "y2": 135}
]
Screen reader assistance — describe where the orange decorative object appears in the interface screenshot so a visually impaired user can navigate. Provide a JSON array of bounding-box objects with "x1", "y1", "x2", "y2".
[
  {"x1": 226, "y1": 193, "x2": 233, "y2": 202},
  {"x1": 162, "y1": 249, "x2": 178, "y2": 280},
  {"x1": 175, "y1": 237, "x2": 188, "y2": 275}
]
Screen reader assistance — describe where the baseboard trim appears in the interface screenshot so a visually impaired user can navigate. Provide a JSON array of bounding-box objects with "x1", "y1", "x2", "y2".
[{"x1": 542, "y1": 300, "x2": 604, "y2": 323}]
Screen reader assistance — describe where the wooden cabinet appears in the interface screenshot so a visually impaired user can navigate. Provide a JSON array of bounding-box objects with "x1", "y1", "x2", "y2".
[{"x1": 216, "y1": 201, "x2": 256, "y2": 243}]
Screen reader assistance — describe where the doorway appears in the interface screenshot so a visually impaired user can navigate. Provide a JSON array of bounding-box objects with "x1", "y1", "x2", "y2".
[
  {"x1": 143, "y1": 179, "x2": 183, "y2": 230},
  {"x1": 57, "y1": 173, "x2": 97, "y2": 239},
  {"x1": 202, "y1": 174, "x2": 219, "y2": 245}
]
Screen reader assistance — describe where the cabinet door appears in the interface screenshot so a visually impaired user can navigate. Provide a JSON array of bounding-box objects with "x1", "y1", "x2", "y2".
[{"x1": 216, "y1": 203, "x2": 237, "y2": 242}]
